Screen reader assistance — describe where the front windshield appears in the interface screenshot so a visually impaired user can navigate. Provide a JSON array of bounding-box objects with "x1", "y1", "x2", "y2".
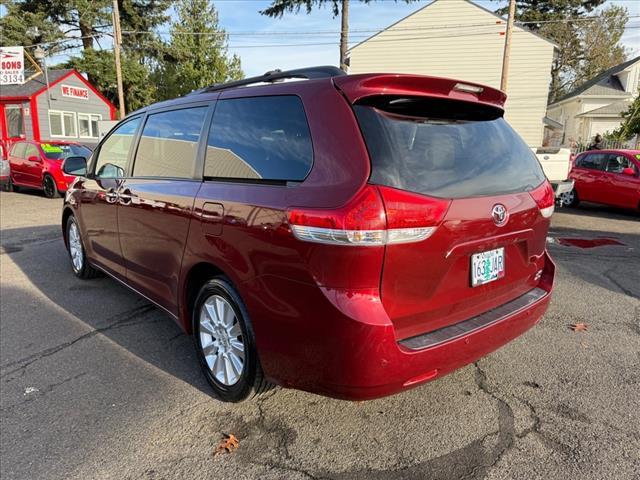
[{"x1": 41, "y1": 143, "x2": 92, "y2": 160}]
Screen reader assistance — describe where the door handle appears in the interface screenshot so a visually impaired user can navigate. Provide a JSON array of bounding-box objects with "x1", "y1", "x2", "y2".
[{"x1": 105, "y1": 188, "x2": 118, "y2": 204}]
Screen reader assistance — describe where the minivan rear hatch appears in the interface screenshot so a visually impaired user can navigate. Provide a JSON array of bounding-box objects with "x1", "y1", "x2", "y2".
[{"x1": 337, "y1": 77, "x2": 551, "y2": 342}]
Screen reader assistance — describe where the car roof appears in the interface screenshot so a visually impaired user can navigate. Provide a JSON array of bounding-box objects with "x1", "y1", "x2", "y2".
[
  {"x1": 126, "y1": 67, "x2": 506, "y2": 118},
  {"x1": 580, "y1": 149, "x2": 640, "y2": 155}
]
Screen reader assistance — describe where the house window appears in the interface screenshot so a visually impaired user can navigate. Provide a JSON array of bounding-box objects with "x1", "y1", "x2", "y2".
[
  {"x1": 78, "y1": 113, "x2": 102, "y2": 138},
  {"x1": 5, "y1": 105, "x2": 24, "y2": 138},
  {"x1": 49, "y1": 110, "x2": 77, "y2": 137}
]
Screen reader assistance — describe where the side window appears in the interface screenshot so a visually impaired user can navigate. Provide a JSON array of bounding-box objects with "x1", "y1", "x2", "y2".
[
  {"x1": 24, "y1": 144, "x2": 40, "y2": 159},
  {"x1": 578, "y1": 153, "x2": 605, "y2": 170},
  {"x1": 605, "y1": 154, "x2": 632, "y2": 174},
  {"x1": 94, "y1": 117, "x2": 142, "y2": 178},
  {"x1": 11, "y1": 143, "x2": 26, "y2": 159},
  {"x1": 133, "y1": 107, "x2": 207, "y2": 178},
  {"x1": 205, "y1": 96, "x2": 313, "y2": 182}
]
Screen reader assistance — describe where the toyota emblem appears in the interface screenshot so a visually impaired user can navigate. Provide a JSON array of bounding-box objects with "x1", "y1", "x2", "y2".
[{"x1": 492, "y1": 204, "x2": 508, "y2": 226}]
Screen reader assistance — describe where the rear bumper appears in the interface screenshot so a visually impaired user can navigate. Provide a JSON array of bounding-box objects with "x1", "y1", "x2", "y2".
[
  {"x1": 247, "y1": 251, "x2": 555, "y2": 400},
  {"x1": 551, "y1": 180, "x2": 574, "y2": 197}
]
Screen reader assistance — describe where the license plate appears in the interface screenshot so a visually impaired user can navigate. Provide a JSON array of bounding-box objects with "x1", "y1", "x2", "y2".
[{"x1": 471, "y1": 248, "x2": 505, "y2": 287}]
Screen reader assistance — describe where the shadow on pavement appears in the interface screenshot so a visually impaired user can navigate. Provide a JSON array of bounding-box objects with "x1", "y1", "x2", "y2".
[
  {"x1": 547, "y1": 225, "x2": 639, "y2": 300},
  {"x1": 2, "y1": 224, "x2": 212, "y2": 396},
  {"x1": 558, "y1": 203, "x2": 640, "y2": 221}
]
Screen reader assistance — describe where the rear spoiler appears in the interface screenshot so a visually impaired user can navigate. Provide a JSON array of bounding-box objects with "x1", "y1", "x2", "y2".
[{"x1": 333, "y1": 74, "x2": 506, "y2": 111}]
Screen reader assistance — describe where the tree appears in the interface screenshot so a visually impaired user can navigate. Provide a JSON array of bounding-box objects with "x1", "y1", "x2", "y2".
[
  {"x1": 495, "y1": 0, "x2": 606, "y2": 24},
  {"x1": 612, "y1": 92, "x2": 640, "y2": 141},
  {"x1": 493, "y1": 0, "x2": 629, "y2": 102},
  {"x1": 261, "y1": 0, "x2": 416, "y2": 70},
  {"x1": 2, "y1": 0, "x2": 169, "y2": 112},
  {"x1": 66, "y1": 49, "x2": 157, "y2": 113},
  {"x1": 155, "y1": 0, "x2": 242, "y2": 100},
  {"x1": 0, "y1": 1, "x2": 63, "y2": 52}
]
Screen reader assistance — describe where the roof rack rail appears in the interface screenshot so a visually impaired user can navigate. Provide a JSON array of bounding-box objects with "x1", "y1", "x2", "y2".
[{"x1": 190, "y1": 66, "x2": 346, "y2": 94}]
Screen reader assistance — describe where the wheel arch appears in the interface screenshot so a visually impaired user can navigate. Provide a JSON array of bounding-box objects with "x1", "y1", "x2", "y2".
[
  {"x1": 61, "y1": 206, "x2": 75, "y2": 247},
  {"x1": 180, "y1": 261, "x2": 230, "y2": 334}
]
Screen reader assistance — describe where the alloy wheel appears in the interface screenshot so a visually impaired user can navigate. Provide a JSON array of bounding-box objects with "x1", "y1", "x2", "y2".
[
  {"x1": 68, "y1": 221, "x2": 84, "y2": 272},
  {"x1": 560, "y1": 191, "x2": 574, "y2": 206},
  {"x1": 199, "y1": 295, "x2": 245, "y2": 386}
]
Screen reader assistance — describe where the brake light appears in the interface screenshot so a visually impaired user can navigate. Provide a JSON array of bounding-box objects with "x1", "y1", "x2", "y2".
[
  {"x1": 288, "y1": 185, "x2": 450, "y2": 246},
  {"x1": 530, "y1": 181, "x2": 555, "y2": 218}
]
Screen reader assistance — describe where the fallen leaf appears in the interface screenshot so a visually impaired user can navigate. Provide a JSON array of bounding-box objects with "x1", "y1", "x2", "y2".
[
  {"x1": 215, "y1": 433, "x2": 239, "y2": 455},
  {"x1": 569, "y1": 323, "x2": 588, "y2": 332}
]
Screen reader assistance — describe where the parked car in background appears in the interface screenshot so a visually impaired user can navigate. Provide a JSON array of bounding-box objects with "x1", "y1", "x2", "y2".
[
  {"x1": 533, "y1": 147, "x2": 574, "y2": 204},
  {"x1": 61, "y1": 66, "x2": 556, "y2": 402},
  {"x1": 8, "y1": 140, "x2": 92, "y2": 198},
  {"x1": 565, "y1": 149, "x2": 640, "y2": 211},
  {"x1": 0, "y1": 141, "x2": 9, "y2": 191}
]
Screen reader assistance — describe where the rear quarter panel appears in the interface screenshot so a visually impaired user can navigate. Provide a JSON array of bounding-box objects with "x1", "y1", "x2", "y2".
[{"x1": 179, "y1": 80, "x2": 372, "y2": 333}]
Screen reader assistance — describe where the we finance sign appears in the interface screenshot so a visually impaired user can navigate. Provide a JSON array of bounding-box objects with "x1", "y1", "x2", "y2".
[{"x1": 0, "y1": 47, "x2": 25, "y2": 85}]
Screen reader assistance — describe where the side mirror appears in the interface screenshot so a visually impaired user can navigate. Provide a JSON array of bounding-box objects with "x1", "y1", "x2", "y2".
[
  {"x1": 28, "y1": 155, "x2": 42, "y2": 163},
  {"x1": 63, "y1": 156, "x2": 87, "y2": 176},
  {"x1": 622, "y1": 167, "x2": 636, "y2": 176}
]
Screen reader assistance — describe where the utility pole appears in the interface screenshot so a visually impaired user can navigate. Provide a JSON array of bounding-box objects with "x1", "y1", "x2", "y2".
[
  {"x1": 339, "y1": 0, "x2": 349, "y2": 71},
  {"x1": 112, "y1": 0, "x2": 126, "y2": 118},
  {"x1": 500, "y1": 0, "x2": 516, "y2": 92}
]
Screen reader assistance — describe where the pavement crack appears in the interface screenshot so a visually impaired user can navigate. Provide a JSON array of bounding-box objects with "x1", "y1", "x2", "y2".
[
  {"x1": 0, "y1": 304, "x2": 156, "y2": 380},
  {"x1": 1, "y1": 372, "x2": 88, "y2": 412}
]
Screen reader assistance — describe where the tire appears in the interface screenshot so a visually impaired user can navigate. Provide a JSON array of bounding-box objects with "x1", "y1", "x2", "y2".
[
  {"x1": 193, "y1": 277, "x2": 273, "y2": 402},
  {"x1": 8, "y1": 176, "x2": 18, "y2": 192},
  {"x1": 43, "y1": 174, "x2": 58, "y2": 199},
  {"x1": 561, "y1": 189, "x2": 580, "y2": 208},
  {"x1": 66, "y1": 215, "x2": 99, "y2": 279}
]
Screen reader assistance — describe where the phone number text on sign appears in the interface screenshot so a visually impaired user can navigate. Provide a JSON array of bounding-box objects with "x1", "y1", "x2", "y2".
[{"x1": 0, "y1": 46, "x2": 25, "y2": 85}]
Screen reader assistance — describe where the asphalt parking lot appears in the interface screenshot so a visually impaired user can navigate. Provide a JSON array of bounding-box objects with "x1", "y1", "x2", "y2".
[{"x1": 1, "y1": 190, "x2": 638, "y2": 480}]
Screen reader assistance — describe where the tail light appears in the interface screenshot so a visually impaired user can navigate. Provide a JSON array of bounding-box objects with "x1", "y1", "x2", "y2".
[
  {"x1": 530, "y1": 181, "x2": 555, "y2": 218},
  {"x1": 288, "y1": 185, "x2": 450, "y2": 246}
]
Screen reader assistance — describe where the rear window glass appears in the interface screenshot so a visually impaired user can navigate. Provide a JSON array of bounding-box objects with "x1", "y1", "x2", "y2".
[
  {"x1": 205, "y1": 96, "x2": 312, "y2": 182},
  {"x1": 41, "y1": 143, "x2": 92, "y2": 160},
  {"x1": 354, "y1": 97, "x2": 545, "y2": 198}
]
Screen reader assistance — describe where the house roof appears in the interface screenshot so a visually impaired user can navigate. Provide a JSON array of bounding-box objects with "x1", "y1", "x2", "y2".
[
  {"x1": 347, "y1": 0, "x2": 559, "y2": 53},
  {"x1": 576, "y1": 100, "x2": 631, "y2": 118},
  {"x1": 0, "y1": 69, "x2": 75, "y2": 99},
  {"x1": 550, "y1": 56, "x2": 640, "y2": 106}
]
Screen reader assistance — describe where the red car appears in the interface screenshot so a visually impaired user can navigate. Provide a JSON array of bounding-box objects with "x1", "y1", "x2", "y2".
[
  {"x1": 61, "y1": 67, "x2": 556, "y2": 402},
  {"x1": 564, "y1": 149, "x2": 640, "y2": 211},
  {"x1": 8, "y1": 140, "x2": 92, "y2": 198}
]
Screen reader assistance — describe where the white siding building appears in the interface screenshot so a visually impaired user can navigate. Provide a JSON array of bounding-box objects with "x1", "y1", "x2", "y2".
[
  {"x1": 545, "y1": 56, "x2": 640, "y2": 147},
  {"x1": 346, "y1": 0, "x2": 557, "y2": 147}
]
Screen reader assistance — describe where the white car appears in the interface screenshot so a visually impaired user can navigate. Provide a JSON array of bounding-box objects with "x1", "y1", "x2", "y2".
[{"x1": 533, "y1": 147, "x2": 575, "y2": 204}]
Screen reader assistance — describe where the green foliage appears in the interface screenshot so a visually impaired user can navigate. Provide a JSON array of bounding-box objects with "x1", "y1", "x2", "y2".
[
  {"x1": 612, "y1": 93, "x2": 640, "y2": 141},
  {"x1": 495, "y1": 0, "x2": 606, "y2": 25},
  {"x1": 66, "y1": 49, "x2": 157, "y2": 113},
  {"x1": 0, "y1": 1, "x2": 63, "y2": 51},
  {"x1": 155, "y1": 0, "x2": 242, "y2": 100}
]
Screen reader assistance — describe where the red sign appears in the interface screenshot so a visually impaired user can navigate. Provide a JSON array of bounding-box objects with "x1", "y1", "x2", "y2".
[{"x1": 61, "y1": 84, "x2": 89, "y2": 100}]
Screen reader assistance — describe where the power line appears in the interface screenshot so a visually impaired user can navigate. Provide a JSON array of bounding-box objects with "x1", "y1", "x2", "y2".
[
  {"x1": 120, "y1": 14, "x2": 640, "y2": 37},
  {"x1": 23, "y1": 16, "x2": 640, "y2": 51}
]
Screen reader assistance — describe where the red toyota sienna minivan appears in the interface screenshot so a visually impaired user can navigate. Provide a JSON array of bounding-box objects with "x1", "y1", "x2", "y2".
[{"x1": 61, "y1": 67, "x2": 555, "y2": 402}]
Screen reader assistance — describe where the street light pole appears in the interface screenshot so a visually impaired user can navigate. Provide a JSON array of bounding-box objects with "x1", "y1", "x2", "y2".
[
  {"x1": 500, "y1": 0, "x2": 516, "y2": 92},
  {"x1": 112, "y1": 0, "x2": 126, "y2": 118}
]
